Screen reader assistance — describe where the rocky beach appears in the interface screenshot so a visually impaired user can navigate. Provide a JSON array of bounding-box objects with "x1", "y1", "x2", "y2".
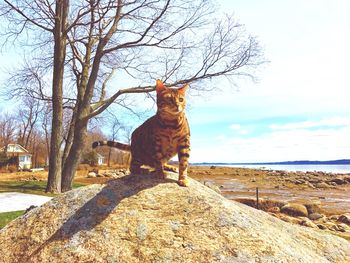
[{"x1": 188, "y1": 166, "x2": 350, "y2": 241}]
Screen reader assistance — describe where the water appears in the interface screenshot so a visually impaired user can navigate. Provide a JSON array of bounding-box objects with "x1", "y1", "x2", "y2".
[{"x1": 215, "y1": 164, "x2": 350, "y2": 174}]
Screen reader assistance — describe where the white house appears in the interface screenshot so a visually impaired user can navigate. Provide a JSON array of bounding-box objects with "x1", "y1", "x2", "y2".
[
  {"x1": 96, "y1": 153, "x2": 105, "y2": 166},
  {"x1": 0, "y1": 144, "x2": 32, "y2": 170}
]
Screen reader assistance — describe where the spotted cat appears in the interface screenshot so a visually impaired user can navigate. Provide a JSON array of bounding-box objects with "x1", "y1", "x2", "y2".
[{"x1": 92, "y1": 80, "x2": 191, "y2": 186}]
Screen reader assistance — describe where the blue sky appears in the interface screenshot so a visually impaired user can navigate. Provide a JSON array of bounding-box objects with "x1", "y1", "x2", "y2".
[
  {"x1": 187, "y1": 0, "x2": 350, "y2": 162},
  {"x1": 1, "y1": 0, "x2": 350, "y2": 163}
]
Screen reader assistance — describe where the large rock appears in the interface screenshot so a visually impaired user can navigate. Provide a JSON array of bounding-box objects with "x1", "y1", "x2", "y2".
[
  {"x1": 0, "y1": 173, "x2": 349, "y2": 263},
  {"x1": 281, "y1": 203, "x2": 309, "y2": 217}
]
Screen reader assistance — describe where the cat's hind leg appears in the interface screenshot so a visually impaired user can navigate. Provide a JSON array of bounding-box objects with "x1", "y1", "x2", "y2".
[{"x1": 154, "y1": 161, "x2": 166, "y2": 179}]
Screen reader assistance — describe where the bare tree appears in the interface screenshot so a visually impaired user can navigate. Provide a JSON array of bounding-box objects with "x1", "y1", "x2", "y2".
[
  {"x1": 16, "y1": 97, "x2": 41, "y2": 148},
  {"x1": 0, "y1": 113, "x2": 17, "y2": 147},
  {"x1": 37, "y1": 103, "x2": 52, "y2": 167},
  {"x1": 107, "y1": 118, "x2": 123, "y2": 166},
  {"x1": 1, "y1": 0, "x2": 69, "y2": 193},
  {"x1": 1, "y1": 0, "x2": 265, "y2": 192}
]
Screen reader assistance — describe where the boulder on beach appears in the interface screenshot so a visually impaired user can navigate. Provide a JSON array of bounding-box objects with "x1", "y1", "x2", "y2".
[
  {"x1": 0, "y1": 173, "x2": 349, "y2": 263},
  {"x1": 281, "y1": 203, "x2": 309, "y2": 217}
]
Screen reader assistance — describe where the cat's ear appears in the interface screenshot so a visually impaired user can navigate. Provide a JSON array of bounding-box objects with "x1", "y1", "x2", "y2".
[
  {"x1": 178, "y1": 83, "x2": 189, "y2": 95},
  {"x1": 156, "y1": 79, "x2": 166, "y2": 93}
]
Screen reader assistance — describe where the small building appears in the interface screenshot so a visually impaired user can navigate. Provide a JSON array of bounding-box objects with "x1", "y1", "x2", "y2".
[
  {"x1": 0, "y1": 144, "x2": 32, "y2": 170},
  {"x1": 96, "y1": 153, "x2": 105, "y2": 166}
]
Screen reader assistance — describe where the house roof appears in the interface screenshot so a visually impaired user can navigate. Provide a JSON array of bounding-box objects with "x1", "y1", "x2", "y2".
[{"x1": 0, "y1": 144, "x2": 31, "y2": 155}]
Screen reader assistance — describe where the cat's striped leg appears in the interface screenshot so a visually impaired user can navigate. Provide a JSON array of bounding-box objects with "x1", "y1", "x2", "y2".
[{"x1": 178, "y1": 145, "x2": 190, "y2": 187}]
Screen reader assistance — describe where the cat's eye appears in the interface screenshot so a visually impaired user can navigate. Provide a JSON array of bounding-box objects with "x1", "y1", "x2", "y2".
[{"x1": 179, "y1": 97, "x2": 184, "y2": 102}]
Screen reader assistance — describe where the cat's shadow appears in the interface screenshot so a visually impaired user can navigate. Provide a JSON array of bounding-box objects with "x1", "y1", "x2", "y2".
[{"x1": 29, "y1": 173, "x2": 178, "y2": 258}]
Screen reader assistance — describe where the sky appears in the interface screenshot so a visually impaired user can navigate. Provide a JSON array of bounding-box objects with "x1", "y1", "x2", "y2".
[
  {"x1": 186, "y1": 0, "x2": 350, "y2": 163},
  {"x1": 1, "y1": 0, "x2": 350, "y2": 163}
]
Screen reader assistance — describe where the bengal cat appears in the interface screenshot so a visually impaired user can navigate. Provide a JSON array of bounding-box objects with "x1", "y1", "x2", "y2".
[{"x1": 92, "y1": 79, "x2": 191, "y2": 187}]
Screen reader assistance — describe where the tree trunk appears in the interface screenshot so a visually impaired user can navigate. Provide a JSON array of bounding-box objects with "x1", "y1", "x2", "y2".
[
  {"x1": 46, "y1": 0, "x2": 69, "y2": 193},
  {"x1": 61, "y1": 119, "x2": 88, "y2": 192},
  {"x1": 61, "y1": 109, "x2": 76, "y2": 169},
  {"x1": 108, "y1": 148, "x2": 111, "y2": 167}
]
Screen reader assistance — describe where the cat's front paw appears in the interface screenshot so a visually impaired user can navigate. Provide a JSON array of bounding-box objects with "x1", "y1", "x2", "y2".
[{"x1": 178, "y1": 178, "x2": 189, "y2": 187}]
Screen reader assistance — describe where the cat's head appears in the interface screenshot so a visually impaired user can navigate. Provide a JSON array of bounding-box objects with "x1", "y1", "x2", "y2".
[{"x1": 155, "y1": 80, "x2": 189, "y2": 118}]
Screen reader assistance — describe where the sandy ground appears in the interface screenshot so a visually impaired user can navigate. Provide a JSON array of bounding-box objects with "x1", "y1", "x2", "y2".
[{"x1": 0, "y1": 192, "x2": 52, "y2": 213}]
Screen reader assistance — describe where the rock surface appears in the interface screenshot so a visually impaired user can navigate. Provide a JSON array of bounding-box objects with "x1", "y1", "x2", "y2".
[{"x1": 0, "y1": 173, "x2": 350, "y2": 263}]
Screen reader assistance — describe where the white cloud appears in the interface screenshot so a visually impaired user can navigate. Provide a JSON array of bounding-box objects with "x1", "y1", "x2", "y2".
[
  {"x1": 229, "y1": 124, "x2": 241, "y2": 130},
  {"x1": 228, "y1": 123, "x2": 250, "y2": 135},
  {"x1": 270, "y1": 117, "x2": 350, "y2": 131}
]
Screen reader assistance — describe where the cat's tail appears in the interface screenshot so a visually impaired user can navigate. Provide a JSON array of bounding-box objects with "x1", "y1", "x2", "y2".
[{"x1": 92, "y1": 140, "x2": 131, "y2": 151}]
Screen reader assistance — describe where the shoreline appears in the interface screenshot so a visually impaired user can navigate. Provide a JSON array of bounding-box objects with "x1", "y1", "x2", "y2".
[{"x1": 193, "y1": 163, "x2": 350, "y2": 174}]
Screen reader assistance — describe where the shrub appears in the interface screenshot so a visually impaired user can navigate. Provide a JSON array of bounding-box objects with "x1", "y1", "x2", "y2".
[
  {"x1": 7, "y1": 165, "x2": 18, "y2": 173},
  {"x1": 81, "y1": 151, "x2": 98, "y2": 166}
]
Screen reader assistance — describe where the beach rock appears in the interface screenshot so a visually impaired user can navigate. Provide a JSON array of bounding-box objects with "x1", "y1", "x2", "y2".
[
  {"x1": 300, "y1": 218, "x2": 318, "y2": 229},
  {"x1": 314, "y1": 182, "x2": 331, "y2": 189},
  {"x1": 103, "y1": 172, "x2": 116, "y2": 178},
  {"x1": 87, "y1": 172, "x2": 97, "y2": 178},
  {"x1": 281, "y1": 203, "x2": 308, "y2": 217},
  {"x1": 323, "y1": 222, "x2": 339, "y2": 231},
  {"x1": 336, "y1": 223, "x2": 349, "y2": 233},
  {"x1": 1, "y1": 173, "x2": 349, "y2": 263},
  {"x1": 329, "y1": 215, "x2": 340, "y2": 221},
  {"x1": 337, "y1": 214, "x2": 350, "y2": 225},
  {"x1": 309, "y1": 178, "x2": 323, "y2": 184},
  {"x1": 317, "y1": 224, "x2": 328, "y2": 230},
  {"x1": 308, "y1": 213, "x2": 324, "y2": 221},
  {"x1": 306, "y1": 182, "x2": 316, "y2": 188},
  {"x1": 294, "y1": 179, "x2": 306, "y2": 185},
  {"x1": 329, "y1": 178, "x2": 346, "y2": 185},
  {"x1": 278, "y1": 214, "x2": 303, "y2": 225},
  {"x1": 304, "y1": 202, "x2": 323, "y2": 215}
]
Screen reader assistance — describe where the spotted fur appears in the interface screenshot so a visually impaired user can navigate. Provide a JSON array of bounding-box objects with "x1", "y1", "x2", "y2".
[{"x1": 92, "y1": 80, "x2": 191, "y2": 186}]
